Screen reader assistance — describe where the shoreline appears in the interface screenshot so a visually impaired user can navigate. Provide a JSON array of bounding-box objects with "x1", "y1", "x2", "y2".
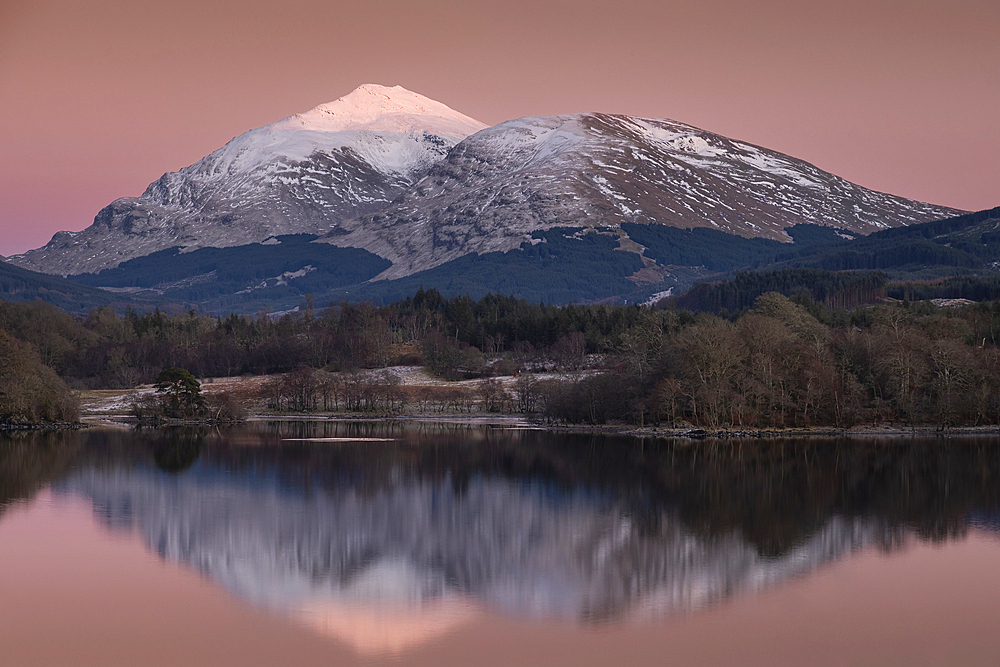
[
  {"x1": 0, "y1": 421, "x2": 90, "y2": 432},
  {"x1": 73, "y1": 412, "x2": 1000, "y2": 440}
]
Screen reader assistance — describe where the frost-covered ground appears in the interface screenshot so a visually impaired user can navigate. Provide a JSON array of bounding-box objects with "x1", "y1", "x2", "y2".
[
  {"x1": 377, "y1": 365, "x2": 599, "y2": 388},
  {"x1": 79, "y1": 365, "x2": 600, "y2": 417}
]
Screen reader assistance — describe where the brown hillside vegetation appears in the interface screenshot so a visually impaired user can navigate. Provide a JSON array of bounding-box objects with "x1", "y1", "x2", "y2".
[{"x1": 0, "y1": 329, "x2": 79, "y2": 424}]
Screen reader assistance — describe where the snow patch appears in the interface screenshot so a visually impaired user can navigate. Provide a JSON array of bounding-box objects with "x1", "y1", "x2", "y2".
[
  {"x1": 733, "y1": 145, "x2": 822, "y2": 189},
  {"x1": 276, "y1": 265, "x2": 317, "y2": 285},
  {"x1": 633, "y1": 119, "x2": 727, "y2": 157},
  {"x1": 644, "y1": 288, "x2": 674, "y2": 306}
]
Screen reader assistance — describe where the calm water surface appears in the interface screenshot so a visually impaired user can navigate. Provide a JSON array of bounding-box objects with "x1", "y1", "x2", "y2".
[{"x1": 2, "y1": 421, "x2": 1000, "y2": 666}]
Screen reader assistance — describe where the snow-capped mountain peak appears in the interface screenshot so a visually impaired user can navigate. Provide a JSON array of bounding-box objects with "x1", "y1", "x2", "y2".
[
  {"x1": 8, "y1": 86, "x2": 488, "y2": 276},
  {"x1": 7, "y1": 88, "x2": 961, "y2": 282},
  {"x1": 204, "y1": 84, "x2": 487, "y2": 177},
  {"x1": 292, "y1": 84, "x2": 487, "y2": 139}
]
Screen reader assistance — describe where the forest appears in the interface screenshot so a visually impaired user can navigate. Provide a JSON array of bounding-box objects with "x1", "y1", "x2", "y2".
[
  {"x1": 4, "y1": 282, "x2": 1000, "y2": 428},
  {"x1": 753, "y1": 206, "x2": 1000, "y2": 279},
  {"x1": 63, "y1": 227, "x2": 650, "y2": 309},
  {"x1": 665, "y1": 268, "x2": 890, "y2": 312}
]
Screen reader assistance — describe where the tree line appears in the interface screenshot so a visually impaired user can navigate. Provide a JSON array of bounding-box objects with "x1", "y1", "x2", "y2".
[
  {"x1": 548, "y1": 292, "x2": 1000, "y2": 428},
  {"x1": 666, "y1": 269, "x2": 889, "y2": 313},
  {"x1": 5, "y1": 286, "x2": 1000, "y2": 426},
  {"x1": 0, "y1": 289, "x2": 680, "y2": 390}
]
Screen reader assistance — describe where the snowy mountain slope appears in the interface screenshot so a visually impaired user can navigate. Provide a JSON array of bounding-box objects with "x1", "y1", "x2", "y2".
[
  {"x1": 324, "y1": 113, "x2": 961, "y2": 279},
  {"x1": 8, "y1": 91, "x2": 962, "y2": 291},
  {"x1": 9, "y1": 85, "x2": 486, "y2": 276}
]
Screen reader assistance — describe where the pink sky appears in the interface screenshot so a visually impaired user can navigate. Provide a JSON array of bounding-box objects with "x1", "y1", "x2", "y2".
[{"x1": 1, "y1": 0, "x2": 997, "y2": 257}]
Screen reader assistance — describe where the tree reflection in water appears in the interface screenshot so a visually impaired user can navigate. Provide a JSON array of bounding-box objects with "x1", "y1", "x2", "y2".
[
  {"x1": 6, "y1": 423, "x2": 1000, "y2": 640},
  {"x1": 151, "y1": 429, "x2": 203, "y2": 473}
]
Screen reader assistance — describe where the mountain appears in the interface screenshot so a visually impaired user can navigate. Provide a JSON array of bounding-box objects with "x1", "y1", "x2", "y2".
[
  {"x1": 5, "y1": 87, "x2": 965, "y2": 308},
  {"x1": 324, "y1": 113, "x2": 960, "y2": 280},
  {"x1": 8, "y1": 85, "x2": 486, "y2": 276}
]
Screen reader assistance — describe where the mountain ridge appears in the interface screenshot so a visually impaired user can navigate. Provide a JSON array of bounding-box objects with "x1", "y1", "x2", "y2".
[
  {"x1": 4, "y1": 85, "x2": 966, "y2": 306},
  {"x1": 325, "y1": 112, "x2": 959, "y2": 281}
]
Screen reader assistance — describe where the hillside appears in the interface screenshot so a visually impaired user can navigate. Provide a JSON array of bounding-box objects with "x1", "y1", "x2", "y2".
[
  {"x1": 750, "y1": 206, "x2": 1000, "y2": 278},
  {"x1": 58, "y1": 224, "x2": 865, "y2": 311},
  {"x1": 0, "y1": 260, "x2": 146, "y2": 314},
  {"x1": 8, "y1": 208, "x2": 998, "y2": 315},
  {"x1": 660, "y1": 207, "x2": 1000, "y2": 311},
  {"x1": 325, "y1": 112, "x2": 958, "y2": 280}
]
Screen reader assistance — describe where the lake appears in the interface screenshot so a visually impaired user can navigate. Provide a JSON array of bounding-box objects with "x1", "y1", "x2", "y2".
[{"x1": 2, "y1": 421, "x2": 1000, "y2": 666}]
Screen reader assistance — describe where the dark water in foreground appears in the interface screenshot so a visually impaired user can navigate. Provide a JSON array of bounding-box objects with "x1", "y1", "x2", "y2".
[{"x1": 2, "y1": 421, "x2": 1000, "y2": 666}]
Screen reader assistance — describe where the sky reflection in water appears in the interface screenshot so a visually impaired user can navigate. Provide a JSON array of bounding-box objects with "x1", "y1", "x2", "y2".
[{"x1": 4, "y1": 422, "x2": 1000, "y2": 658}]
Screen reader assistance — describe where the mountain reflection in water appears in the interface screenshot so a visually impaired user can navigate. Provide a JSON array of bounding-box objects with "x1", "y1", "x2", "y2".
[{"x1": 11, "y1": 422, "x2": 1000, "y2": 652}]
